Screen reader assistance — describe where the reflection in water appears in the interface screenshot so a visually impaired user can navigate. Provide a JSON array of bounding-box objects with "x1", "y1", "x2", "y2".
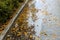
[
  {"x1": 28, "y1": 0, "x2": 60, "y2": 40},
  {"x1": 3, "y1": 0, "x2": 60, "y2": 40}
]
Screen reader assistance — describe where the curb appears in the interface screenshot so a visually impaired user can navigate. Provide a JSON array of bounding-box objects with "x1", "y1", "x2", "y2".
[{"x1": 0, "y1": 0, "x2": 28, "y2": 40}]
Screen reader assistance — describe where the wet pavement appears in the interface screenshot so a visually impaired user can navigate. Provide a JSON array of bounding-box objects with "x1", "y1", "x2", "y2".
[{"x1": 3, "y1": 0, "x2": 60, "y2": 40}]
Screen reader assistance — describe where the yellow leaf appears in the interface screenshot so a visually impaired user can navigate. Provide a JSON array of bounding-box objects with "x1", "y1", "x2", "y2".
[
  {"x1": 24, "y1": 32, "x2": 27, "y2": 36},
  {"x1": 52, "y1": 33, "x2": 57, "y2": 38},
  {"x1": 30, "y1": 35, "x2": 33, "y2": 38},
  {"x1": 17, "y1": 32, "x2": 21, "y2": 36},
  {"x1": 42, "y1": 11, "x2": 49, "y2": 16}
]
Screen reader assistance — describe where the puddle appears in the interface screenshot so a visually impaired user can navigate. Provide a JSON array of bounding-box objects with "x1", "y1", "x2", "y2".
[
  {"x1": 28, "y1": 0, "x2": 60, "y2": 40},
  {"x1": 3, "y1": 0, "x2": 60, "y2": 40}
]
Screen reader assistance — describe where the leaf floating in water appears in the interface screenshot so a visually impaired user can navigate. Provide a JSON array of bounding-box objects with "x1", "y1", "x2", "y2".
[
  {"x1": 35, "y1": 36, "x2": 40, "y2": 40},
  {"x1": 40, "y1": 31, "x2": 48, "y2": 36},
  {"x1": 41, "y1": 0, "x2": 46, "y2": 3},
  {"x1": 52, "y1": 33, "x2": 57, "y2": 38},
  {"x1": 56, "y1": 23, "x2": 60, "y2": 26},
  {"x1": 42, "y1": 18, "x2": 47, "y2": 23},
  {"x1": 42, "y1": 11, "x2": 49, "y2": 16}
]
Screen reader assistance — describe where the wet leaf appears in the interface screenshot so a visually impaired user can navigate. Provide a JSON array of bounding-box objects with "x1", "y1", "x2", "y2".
[
  {"x1": 17, "y1": 32, "x2": 21, "y2": 36},
  {"x1": 24, "y1": 32, "x2": 27, "y2": 36},
  {"x1": 42, "y1": 11, "x2": 49, "y2": 16},
  {"x1": 30, "y1": 35, "x2": 33, "y2": 38}
]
